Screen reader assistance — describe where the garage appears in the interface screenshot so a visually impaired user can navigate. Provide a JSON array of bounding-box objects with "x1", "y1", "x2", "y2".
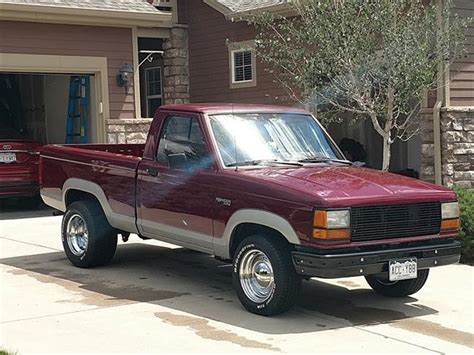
[{"x1": 0, "y1": 72, "x2": 96, "y2": 144}]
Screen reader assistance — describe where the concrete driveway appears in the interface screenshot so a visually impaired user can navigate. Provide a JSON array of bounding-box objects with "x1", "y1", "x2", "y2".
[{"x1": 1, "y1": 205, "x2": 473, "y2": 353}]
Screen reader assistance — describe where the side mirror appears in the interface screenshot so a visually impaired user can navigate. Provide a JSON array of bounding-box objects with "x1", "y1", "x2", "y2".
[{"x1": 168, "y1": 153, "x2": 188, "y2": 169}]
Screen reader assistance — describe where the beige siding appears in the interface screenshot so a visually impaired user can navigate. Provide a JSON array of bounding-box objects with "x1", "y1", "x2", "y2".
[
  {"x1": 0, "y1": 21, "x2": 135, "y2": 119},
  {"x1": 450, "y1": 0, "x2": 474, "y2": 106}
]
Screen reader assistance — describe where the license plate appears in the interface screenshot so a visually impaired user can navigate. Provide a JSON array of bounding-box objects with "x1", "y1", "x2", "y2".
[
  {"x1": 389, "y1": 258, "x2": 417, "y2": 281},
  {"x1": 0, "y1": 152, "x2": 16, "y2": 163}
]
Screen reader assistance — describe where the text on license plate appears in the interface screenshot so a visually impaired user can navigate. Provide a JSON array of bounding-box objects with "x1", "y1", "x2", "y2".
[
  {"x1": 0, "y1": 153, "x2": 16, "y2": 163},
  {"x1": 389, "y1": 258, "x2": 417, "y2": 281}
]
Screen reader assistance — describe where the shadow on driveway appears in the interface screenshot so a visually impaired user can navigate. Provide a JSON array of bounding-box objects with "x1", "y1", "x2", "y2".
[
  {"x1": 0, "y1": 242, "x2": 440, "y2": 335},
  {"x1": 0, "y1": 199, "x2": 54, "y2": 220}
]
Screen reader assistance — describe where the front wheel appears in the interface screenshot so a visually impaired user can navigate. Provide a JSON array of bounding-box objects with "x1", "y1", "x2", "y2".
[
  {"x1": 365, "y1": 269, "x2": 430, "y2": 297},
  {"x1": 232, "y1": 235, "x2": 301, "y2": 316}
]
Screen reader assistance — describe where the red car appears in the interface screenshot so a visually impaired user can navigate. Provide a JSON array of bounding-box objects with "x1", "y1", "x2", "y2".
[
  {"x1": 39, "y1": 104, "x2": 461, "y2": 315},
  {"x1": 0, "y1": 130, "x2": 42, "y2": 204}
]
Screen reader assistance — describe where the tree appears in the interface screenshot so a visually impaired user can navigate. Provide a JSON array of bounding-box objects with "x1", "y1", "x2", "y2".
[{"x1": 252, "y1": 0, "x2": 470, "y2": 170}]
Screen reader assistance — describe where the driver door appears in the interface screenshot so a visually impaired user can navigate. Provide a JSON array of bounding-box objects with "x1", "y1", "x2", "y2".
[{"x1": 136, "y1": 113, "x2": 216, "y2": 253}]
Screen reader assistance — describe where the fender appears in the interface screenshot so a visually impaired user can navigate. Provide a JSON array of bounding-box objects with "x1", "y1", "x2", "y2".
[
  {"x1": 213, "y1": 209, "x2": 301, "y2": 259},
  {"x1": 62, "y1": 178, "x2": 138, "y2": 234}
]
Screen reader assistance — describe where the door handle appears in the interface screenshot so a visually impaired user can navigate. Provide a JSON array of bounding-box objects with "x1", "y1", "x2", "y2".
[{"x1": 145, "y1": 168, "x2": 159, "y2": 177}]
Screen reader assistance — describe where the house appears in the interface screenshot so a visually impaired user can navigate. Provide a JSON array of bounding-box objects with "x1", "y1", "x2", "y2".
[
  {"x1": 0, "y1": 0, "x2": 188, "y2": 145},
  {"x1": 1, "y1": 0, "x2": 471, "y2": 188},
  {"x1": 177, "y1": 0, "x2": 473, "y2": 188}
]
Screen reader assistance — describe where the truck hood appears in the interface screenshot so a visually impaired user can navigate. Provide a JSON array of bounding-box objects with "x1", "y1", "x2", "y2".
[{"x1": 239, "y1": 165, "x2": 455, "y2": 207}]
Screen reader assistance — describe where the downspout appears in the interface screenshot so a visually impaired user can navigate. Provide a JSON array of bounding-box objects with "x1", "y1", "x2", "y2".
[
  {"x1": 433, "y1": 0, "x2": 445, "y2": 185},
  {"x1": 433, "y1": 99, "x2": 442, "y2": 185}
]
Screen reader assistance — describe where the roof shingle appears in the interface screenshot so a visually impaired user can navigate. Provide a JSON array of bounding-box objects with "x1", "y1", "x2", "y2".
[
  {"x1": 216, "y1": 0, "x2": 288, "y2": 14},
  {"x1": 0, "y1": 0, "x2": 160, "y2": 14}
]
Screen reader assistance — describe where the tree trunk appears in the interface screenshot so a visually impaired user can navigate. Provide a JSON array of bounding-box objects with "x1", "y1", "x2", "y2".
[{"x1": 381, "y1": 135, "x2": 391, "y2": 171}]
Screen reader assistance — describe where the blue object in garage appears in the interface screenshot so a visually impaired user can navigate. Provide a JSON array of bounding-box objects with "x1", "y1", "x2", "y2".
[{"x1": 65, "y1": 76, "x2": 90, "y2": 144}]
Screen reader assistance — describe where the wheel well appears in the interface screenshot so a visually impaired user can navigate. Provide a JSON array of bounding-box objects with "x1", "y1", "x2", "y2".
[
  {"x1": 229, "y1": 223, "x2": 290, "y2": 258},
  {"x1": 65, "y1": 189, "x2": 100, "y2": 207}
]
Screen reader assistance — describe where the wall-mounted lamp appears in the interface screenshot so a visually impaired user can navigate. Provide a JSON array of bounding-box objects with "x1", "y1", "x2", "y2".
[{"x1": 116, "y1": 63, "x2": 134, "y2": 92}]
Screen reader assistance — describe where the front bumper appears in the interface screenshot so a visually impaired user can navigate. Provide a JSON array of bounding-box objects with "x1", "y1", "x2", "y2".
[{"x1": 292, "y1": 239, "x2": 461, "y2": 278}]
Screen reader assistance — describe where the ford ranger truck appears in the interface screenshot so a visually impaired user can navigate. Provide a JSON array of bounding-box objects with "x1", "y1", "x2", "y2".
[{"x1": 39, "y1": 104, "x2": 461, "y2": 316}]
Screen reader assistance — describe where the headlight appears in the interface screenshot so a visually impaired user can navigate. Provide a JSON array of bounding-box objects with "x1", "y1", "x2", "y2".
[
  {"x1": 313, "y1": 209, "x2": 350, "y2": 240},
  {"x1": 441, "y1": 202, "x2": 460, "y2": 232},
  {"x1": 441, "y1": 202, "x2": 459, "y2": 220},
  {"x1": 326, "y1": 210, "x2": 350, "y2": 229}
]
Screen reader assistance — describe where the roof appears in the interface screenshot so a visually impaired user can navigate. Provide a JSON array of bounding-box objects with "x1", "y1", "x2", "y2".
[
  {"x1": 0, "y1": 0, "x2": 159, "y2": 14},
  {"x1": 160, "y1": 103, "x2": 308, "y2": 115},
  {"x1": 216, "y1": 0, "x2": 288, "y2": 14},
  {"x1": 204, "y1": 0, "x2": 291, "y2": 17},
  {"x1": 0, "y1": 0, "x2": 172, "y2": 27}
]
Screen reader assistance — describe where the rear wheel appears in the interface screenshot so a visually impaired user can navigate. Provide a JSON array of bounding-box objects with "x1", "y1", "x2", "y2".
[
  {"x1": 365, "y1": 269, "x2": 429, "y2": 297},
  {"x1": 232, "y1": 234, "x2": 301, "y2": 316},
  {"x1": 62, "y1": 200, "x2": 117, "y2": 268}
]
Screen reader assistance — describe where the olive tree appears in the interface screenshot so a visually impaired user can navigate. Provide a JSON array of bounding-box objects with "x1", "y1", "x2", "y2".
[{"x1": 252, "y1": 0, "x2": 470, "y2": 170}]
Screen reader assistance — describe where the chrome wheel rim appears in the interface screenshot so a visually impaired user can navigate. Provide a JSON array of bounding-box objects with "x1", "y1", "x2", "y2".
[
  {"x1": 66, "y1": 214, "x2": 89, "y2": 257},
  {"x1": 239, "y1": 249, "x2": 274, "y2": 303}
]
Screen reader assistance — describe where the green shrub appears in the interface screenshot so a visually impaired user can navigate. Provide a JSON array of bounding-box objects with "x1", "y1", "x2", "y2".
[{"x1": 455, "y1": 188, "x2": 474, "y2": 264}]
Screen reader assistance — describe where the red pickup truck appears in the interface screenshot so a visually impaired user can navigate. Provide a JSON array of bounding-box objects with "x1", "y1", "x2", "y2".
[{"x1": 40, "y1": 104, "x2": 461, "y2": 316}]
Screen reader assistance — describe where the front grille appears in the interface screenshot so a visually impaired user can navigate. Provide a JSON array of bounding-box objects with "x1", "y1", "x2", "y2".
[{"x1": 351, "y1": 202, "x2": 441, "y2": 241}]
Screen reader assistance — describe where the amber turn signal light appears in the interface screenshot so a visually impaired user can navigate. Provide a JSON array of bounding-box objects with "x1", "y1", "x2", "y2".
[
  {"x1": 441, "y1": 218, "x2": 460, "y2": 231},
  {"x1": 313, "y1": 210, "x2": 327, "y2": 228},
  {"x1": 312, "y1": 228, "x2": 350, "y2": 240}
]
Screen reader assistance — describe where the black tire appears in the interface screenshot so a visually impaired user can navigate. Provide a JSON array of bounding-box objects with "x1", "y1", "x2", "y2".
[
  {"x1": 61, "y1": 200, "x2": 117, "y2": 268},
  {"x1": 365, "y1": 269, "x2": 430, "y2": 297},
  {"x1": 232, "y1": 234, "x2": 301, "y2": 316}
]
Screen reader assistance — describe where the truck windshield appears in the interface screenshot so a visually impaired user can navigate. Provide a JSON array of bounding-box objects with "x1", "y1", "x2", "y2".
[{"x1": 209, "y1": 113, "x2": 343, "y2": 167}]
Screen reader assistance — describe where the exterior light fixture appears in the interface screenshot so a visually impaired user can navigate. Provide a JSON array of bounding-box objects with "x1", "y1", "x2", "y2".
[{"x1": 116, "y1": 63, "x2": 134, "y2": 92}]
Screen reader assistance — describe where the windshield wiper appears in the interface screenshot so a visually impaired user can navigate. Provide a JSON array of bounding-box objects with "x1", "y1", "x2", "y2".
[
  {"x1": 227, "y1": 159, "x2": 303, "y2": 167},
  {"x1": 298, "y1": 156, "x2": 353, "y2": 165}
]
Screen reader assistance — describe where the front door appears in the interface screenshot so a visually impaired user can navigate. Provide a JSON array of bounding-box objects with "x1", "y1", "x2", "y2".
[{"x1": 136, "y1": 113, "x2": 215, "y2": 253}]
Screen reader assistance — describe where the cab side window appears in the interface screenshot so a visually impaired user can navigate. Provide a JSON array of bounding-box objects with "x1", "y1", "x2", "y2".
[{"x1": 156, "y1": 115, "x2": 210, "y2": 169}]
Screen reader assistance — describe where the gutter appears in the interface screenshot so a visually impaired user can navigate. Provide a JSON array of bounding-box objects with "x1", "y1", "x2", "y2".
[
  {"x1": 0, "y1": 3, "x2": 173, "y2": 28},
  {"x1": 433, "y1": 0, "x2": 445, "y2": 186},
  {"x1": 433, "y1": 100, "x2": 442, "y2": 185}
]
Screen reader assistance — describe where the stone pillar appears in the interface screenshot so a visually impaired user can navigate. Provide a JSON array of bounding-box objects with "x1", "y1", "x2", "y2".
[
  {"x1": 420, "y1": 109, "x2": 436, "y2": 182},
  {"x1": 440, "y1": 107, "x2": 474, "y2": 189},
  {"x1": 106, "y1": 119, "x2": 152, "y2": 144},
  {"x1": 163, "y1": 24, "x2": 190, "y2": 104}
]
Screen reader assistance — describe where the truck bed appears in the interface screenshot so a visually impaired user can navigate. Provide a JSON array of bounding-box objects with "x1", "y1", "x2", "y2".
[{"x1": 40, "y1": 143, "x2": 145, "y2": 233}]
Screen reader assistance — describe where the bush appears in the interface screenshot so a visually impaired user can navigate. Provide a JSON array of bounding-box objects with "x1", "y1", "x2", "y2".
[{"x1": 455, "y1": 188, "x2": 474, "y2": 264}]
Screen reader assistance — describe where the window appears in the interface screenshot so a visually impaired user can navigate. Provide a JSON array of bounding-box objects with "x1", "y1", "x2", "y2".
[
  {"x1": 209, "y1": 113, "x2": 342, "y2": 167},
  {"x1": 156, "y1": 115, "x2": 210, "y2": 169},
  {"x1": 228, "y1": 41, "x2": 257, "y2": 89},
  {"x1": 145, "y1": 67, "x2": 162, "y2": 117},
  {"x1": 233, "y1": 50, "x2": 253, "y2": 82}
]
